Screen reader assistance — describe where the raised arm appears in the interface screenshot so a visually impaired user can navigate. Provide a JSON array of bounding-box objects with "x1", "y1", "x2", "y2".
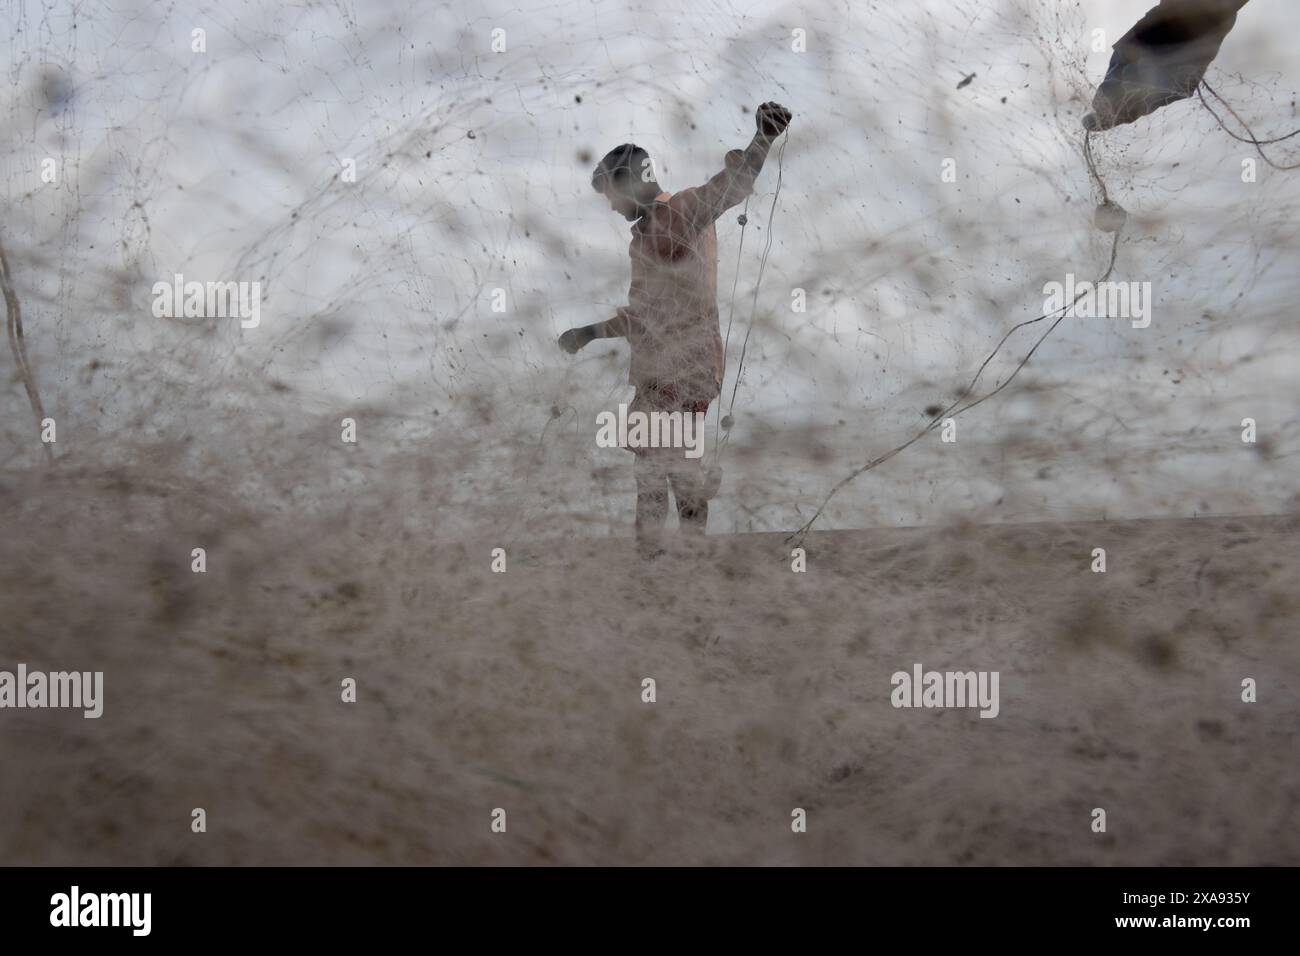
[{"x1": 681, "y1": 101, "x2": 792, "y2": 232}]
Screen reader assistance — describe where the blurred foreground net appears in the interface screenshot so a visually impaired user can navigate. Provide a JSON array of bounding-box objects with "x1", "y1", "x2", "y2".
[{"x1": 3, "y1": 0, "x2": 1298, "y2": 540}]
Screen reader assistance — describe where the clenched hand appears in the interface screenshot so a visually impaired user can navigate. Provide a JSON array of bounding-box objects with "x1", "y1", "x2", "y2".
[
  {"x1": 558, "y1": 326, "x2": 594, "y2": 354},
  {"x1": 756, "y1": 101, "x2": 792, "y2": 140}
]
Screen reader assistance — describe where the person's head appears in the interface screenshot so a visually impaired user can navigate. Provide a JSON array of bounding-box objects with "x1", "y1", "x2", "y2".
[{"x1": 592, "y1": 143, "x2": 660, "y2": 221}]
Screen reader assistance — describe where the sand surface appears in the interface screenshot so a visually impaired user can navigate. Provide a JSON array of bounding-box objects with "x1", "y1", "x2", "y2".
[{"x1": 1, "y1": 468, "x2": 1296, "y2": 865}]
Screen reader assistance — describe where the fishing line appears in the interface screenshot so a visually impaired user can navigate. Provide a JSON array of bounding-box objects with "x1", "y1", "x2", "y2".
[
  {"x1": 1, "y1": 237, "x2": 54, "y2": 467},
  {"x1": 715, "y1": 133, "x2": 789, "y2": 458},
  {"x1": 787, "y1": 132, "x2": 1122, "y2": 545},
  {"x1": 1198, "y1": 80, "x2": 1300, "y2": 171}
]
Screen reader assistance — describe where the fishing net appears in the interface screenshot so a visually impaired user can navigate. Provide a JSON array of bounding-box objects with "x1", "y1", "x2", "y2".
[
  {"x1": 4, "y1": 0, "x2": 1298, "y2": 540},
  {"x1": 4, "y1": 0, "x2": 1300, "y2": 869}
]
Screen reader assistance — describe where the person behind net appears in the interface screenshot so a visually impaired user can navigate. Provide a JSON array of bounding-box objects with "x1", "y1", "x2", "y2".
[{"x1": 559, "y1": 101, "x2": 792, "y2": 559}]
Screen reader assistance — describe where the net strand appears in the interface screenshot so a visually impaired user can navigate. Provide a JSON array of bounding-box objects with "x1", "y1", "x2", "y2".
[
  {"x1": 787, "y1": 133, "x2": 1121, "y2": 545},
  {"x1": 1198, "y1": 79, "x2": 1300, "y2": 170},
  {"x1": 1, "y1": 236, "x2": 54, "y2": 467},
  {"x1": 715, "y1": 133, "x2": 788, "y2": 460}
]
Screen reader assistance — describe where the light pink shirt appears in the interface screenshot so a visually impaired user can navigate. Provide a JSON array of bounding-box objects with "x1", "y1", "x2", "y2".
[{"x1": 620, "y1": 150, "x2": 762, "y2": 399}]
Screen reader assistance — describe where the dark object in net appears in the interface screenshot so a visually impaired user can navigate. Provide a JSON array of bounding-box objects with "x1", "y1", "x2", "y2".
[{"x1": 1083, "y1": 0, "x2": 1250, "y2": 132}]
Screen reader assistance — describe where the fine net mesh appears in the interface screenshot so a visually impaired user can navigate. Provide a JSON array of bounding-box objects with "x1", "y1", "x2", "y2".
[
  {"x1": 3, "y1": 0, "x2": 1298, "y2": 540},
  {"x1": 2, "y1": 0, "x2": 1300, "y2": 869}
]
